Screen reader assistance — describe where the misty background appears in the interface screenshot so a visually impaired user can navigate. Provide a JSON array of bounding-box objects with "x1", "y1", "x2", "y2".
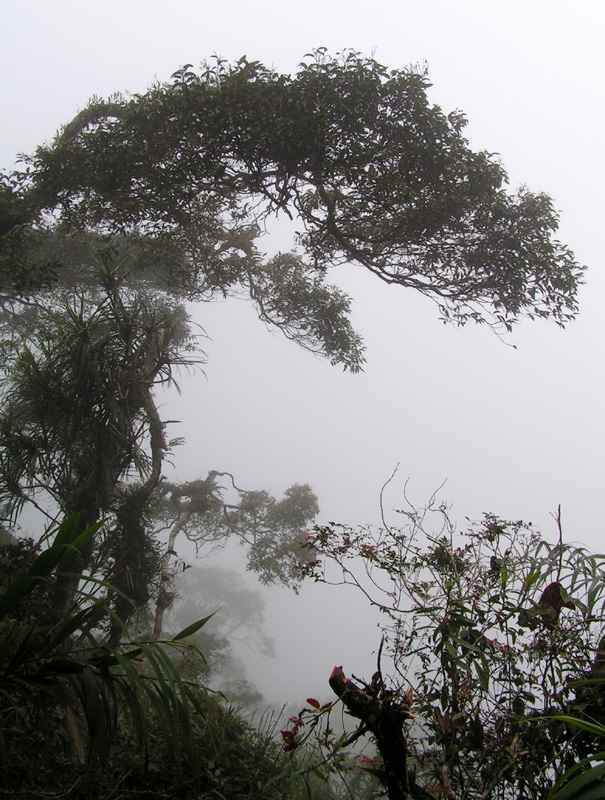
[{"x1": 1, "y1": 0, "x2": 603, "y2": 705}]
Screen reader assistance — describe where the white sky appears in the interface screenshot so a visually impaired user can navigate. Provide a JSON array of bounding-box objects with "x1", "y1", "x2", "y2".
[{"x1": 1, "y1": 0, "x2": 604, "y2": 703}]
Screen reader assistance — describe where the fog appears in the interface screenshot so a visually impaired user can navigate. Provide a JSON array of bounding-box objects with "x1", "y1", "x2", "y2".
[{"x1": 1, "y1": 0, "x2": 604, "y2": 705}]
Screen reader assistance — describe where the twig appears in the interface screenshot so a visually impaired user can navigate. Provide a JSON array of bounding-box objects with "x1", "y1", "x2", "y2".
[{"x1": 380, "y1": 464, "x2": 400, "y2": 534}]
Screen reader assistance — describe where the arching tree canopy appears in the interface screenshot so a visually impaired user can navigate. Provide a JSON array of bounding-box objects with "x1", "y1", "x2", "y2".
[{"x1": 1, "y1": 51, "x2": 583, "y2": 366}]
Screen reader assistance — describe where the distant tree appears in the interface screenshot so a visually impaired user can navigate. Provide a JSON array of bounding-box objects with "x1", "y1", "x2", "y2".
[
  {"x1": 296, "y1": 496, "x2": 605, "y2": 799},
  {"x1": 1, "y1": 51, "x2": 582, "y2": 340},
  {"x1": 168, "y1": 564, "x2": 275, "y2": 708},
  {"x1": 151, "y1": 477, "x2": 318, "y2": 639}
]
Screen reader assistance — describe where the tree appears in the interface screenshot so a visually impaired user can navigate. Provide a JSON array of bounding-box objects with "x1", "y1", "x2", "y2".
[
  {"x1": 0, "y1": 252, "x2": 195, "y2": 609},
  {"x1": 0, "y1": 255, "x2": 190, "y2": 522},
  {"x1": 297, "y1": 494, "x2": 605, "y2": 799},
  {"x1": 1, "y1": 51, "x2": 582, "y2": 338},
  {"x1": 151, "y1": 476, "x2": 318, "y2": 640},
  {"x1": 0, "y1": 255, "x2": 319, "y2": 634}
]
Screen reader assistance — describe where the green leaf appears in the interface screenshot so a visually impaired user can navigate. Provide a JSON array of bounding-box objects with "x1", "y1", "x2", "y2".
[
  {"x1": 0, "y1": 515, "x2": 103, "y2": 618},
  {"x1": 45, "y1": 599, "x2": 110, "y2": 653},
  {"x1": 560, "y1": 585, "x2": 590, "y2": 615},
  {"x1": 171, "y1": 612, "x2": 216, "y2": 642},
  {"x1": 546, "y1": 716, "x2": 605, "y2": 738},
  {"x1": 524, "y1": 570, "x2": 540, "y2": 590},
  {"x1": 444, "y1": 641, "x2": 459, "y2": 659},
  {"x1": 550, "y1": 762, "x2": 605, "y2": 800},
  {"x1": 474, "y1": 658, "x2": 490, "y2": 692}
]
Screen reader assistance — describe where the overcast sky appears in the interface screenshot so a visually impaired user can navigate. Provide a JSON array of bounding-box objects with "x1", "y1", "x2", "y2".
[{"x1": 1, "y1": 0, "x2": 604, "y2": 703}]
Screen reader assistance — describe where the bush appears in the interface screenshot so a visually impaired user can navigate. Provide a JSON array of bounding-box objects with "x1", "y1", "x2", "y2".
[{"x1": 304, "y1": 499, "x2": 605, "y2": 798}]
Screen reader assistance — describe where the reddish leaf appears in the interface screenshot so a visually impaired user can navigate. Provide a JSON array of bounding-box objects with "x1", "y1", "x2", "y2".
[
  {"x1": 280, "y1": 729, "x2": 299, "y2": 752},
  {"x1": 306, "y1": 697, "x2": 320, "y2": 709},
  {"x1": 540, "y1": 582, "x2": 574, "y2": 613}
]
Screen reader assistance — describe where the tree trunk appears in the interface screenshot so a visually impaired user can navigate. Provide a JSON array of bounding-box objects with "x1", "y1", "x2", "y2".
[{"x1": 151, "y1": 510, "x2": 191, "y2": 641}]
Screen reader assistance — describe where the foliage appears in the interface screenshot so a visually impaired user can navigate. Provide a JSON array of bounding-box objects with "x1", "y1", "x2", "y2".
[
  {"x1": 303, "y1": 495, "x2": 605, "y2": 798},
  {"x1": 541, "y1": 716, "x2": 605, "y2": 800},
  {"x1": 0, "y1": 515, "x2": 206, "y2": 793},
  {"x1": 2, "y1": 51, "x2": 583, "y2": 340},
  {"x1": 0, "y1": 515, "x2": 338, "y2": 799},
  {"x1": 5, "y1": 687, "x2": 334, "y2": 799},
  {"x1": 157, "y1": 478, "x2": 320, "y2": 587},
  {"x1": 150, "y1": 474, "x2": 319, "y2": 640},
  {"x1": 0, "y1": 254, "x2": 319, "y2": 639},
  {"x1": 0, "y1": 246, "x2": 322, "y2": 790},
  {"x1": 0, "y1": 253, "x2": 194, "y2": 527},
  {"x1": 0, "y1": 48, "x2": 591, "y2": 798}
]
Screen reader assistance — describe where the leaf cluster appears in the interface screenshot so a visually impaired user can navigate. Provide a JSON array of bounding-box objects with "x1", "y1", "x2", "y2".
[
  {"x1": 158, "y1": 478, "x2": 320, "y2": 590},
  {"x1": 0, "y1": 515, "x2": 334, "y2": 799},
  {"x1": 0, "y1": 253, "x2": 196, "y2": 527}
]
